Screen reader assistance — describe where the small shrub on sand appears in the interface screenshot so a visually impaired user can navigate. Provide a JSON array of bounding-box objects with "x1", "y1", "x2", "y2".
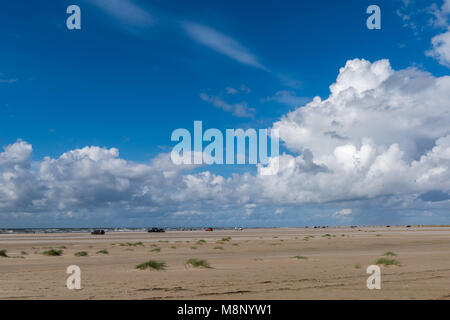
[
  {"x1": 0, "y1": 249, "x2": 8, "y2": 257},
  {"x1": 376, "y1": 258, "x2": 399, "y2": 266},
  {"x1": 382, "y1": 251, "x2": 397, "y2": 257},
  {"x1": 170, "y1": 246, "x2": 177, "y2": 249},
  {"x1": 214, "y1": 246, "x2": 224, "y2": 250},
  {"x1": 42, "y1": 249, "x2": 63, "y2": 256},
  {"x1": 216, "y1": 241, "x2": 225, "y2": 244},
  {"x1": 354, "y1": 264, "x2": 361, "y2": 269},
  {"x1": 186, "y1": 258, "x2": 211, "y2": 268},
  {"x1": 232, "y1": 243, "x2": 239, "y2": 246},
  {"x1": 196, "y1": 240, "x2": 206, "y2": 245},
  {"x1": 74, "y1": 251, "x2": 88, "y2": 257},
  {"x1": 21, "y1": 251, "x2": 28, "y2": 255},
  {"x1": 221, "y1": 237, "x2": 232, "y2": 242},
  {"x1": 292, "y1": 255, "x2": 308, "y2": 260},
  {"x1": 322, "y1": 234, "x2": 331, "y2": 237},
  {"x1": 136, "y1": 260, "x2": 166, "y2": 270},
  {"x1": 96, "y1": 249, "x2": 109, "y2": 255},
  {"x1": 151, "y1": 248, "x2": 161, "y2": 252},
  {"x1": 120, "y1": 242, "x2": 144, "y2": 247}
]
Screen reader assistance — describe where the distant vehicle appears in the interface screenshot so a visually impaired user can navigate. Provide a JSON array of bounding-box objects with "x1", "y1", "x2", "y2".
[
  {"x1": 91, "y1": 229, "x2": 105, "y2": 235},
  {"x1": 204, "y1": 227, "x2": 213, "y2": 231},
  {"x1": 234, "y1": 227, "x2": 243, "y2": 231},
  {"x1": 148, "y1": 227, "x2": 165, "y2": 233},
  {"x1": 406, "y1": 225, "x2": 411, "y2": 228}
]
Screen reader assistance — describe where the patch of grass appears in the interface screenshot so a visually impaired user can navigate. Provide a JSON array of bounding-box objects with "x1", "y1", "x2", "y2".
[
  {"x1": 270, "y1": 243, "x2": 281, "y2": 246},
  {"x1": 232, "y1": 243, "x2": 239, "y2": 246},
  {"x1": 376, "y1": 234, "x2": 382, "y2": 237},
  {"x1": 185, "y1": 258, "x2": 211, "y2": 268},
  {"x1": 151, "y1": 248, "x2": 161, "y2": 252},
  {"x1": 376, "y1": 258, "x2": 399, "y2": 266},
  {"x1": 292, "y1": 255, "x2": 308, "y2": 260},
  {"x1": 190, "y1": 246, "x2": 197, "y2": 250},
  {"x1": 42, "y1": 249, "x2": 63, "y2": 256},
  {"x1": 0, "y1": 249, "x2": 8, "y2": 257},
  {"x1": 136, "y1": 260, "x2": 166, "y2": 271},
  {"x1": 382, "y1": 251, "x2": 397, "y2": 257},
  {"x1": 120, "y1": 242, "x2": 144, "y2": 247},
  {"x1": 213, "y1": 246, "x2": 224, "y2": 250},
  {"x1": 221, "y1": 237, "x2": 232, "y2": 242},
  {"x1": 354, "y1": 263, "x2": 361, "y2": 269},
  {"x1": 170, "y1": 246, "x2": 177, "y2": 249},
  {"x1": 21, "y1": 251, "x2": 28, "y2": 255},
  {"x1": 196, "y1": 240, "x2": 206, "y2": 245},
  {"x1": 96, "y1": 249, "x2": 109, "y2": 255},
  {"x1": 158, "y1": 240, "x2": 169, "y2": 243},
  {"x1": 74, "y1": 251, "x2": 88, "y2": 257},
  {"x1": 216, "y1": 241, "x2": 225, "y2": 244},
  {"x1": 322, "y1": 234, "x2": 331, "y2": 237}
]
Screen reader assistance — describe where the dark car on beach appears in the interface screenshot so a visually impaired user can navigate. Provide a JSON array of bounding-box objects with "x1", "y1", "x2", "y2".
[
  {"x1": 91, "y1": 229, "x2": 105, "y2": 235},
  {"x1": 148, "y1": 227, "x2": 165, "y2": 233}
]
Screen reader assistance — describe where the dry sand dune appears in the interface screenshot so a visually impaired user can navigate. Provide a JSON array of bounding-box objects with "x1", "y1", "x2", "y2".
[{"x1": 1, "y1": 227, "x2": 450, "y2": 299}]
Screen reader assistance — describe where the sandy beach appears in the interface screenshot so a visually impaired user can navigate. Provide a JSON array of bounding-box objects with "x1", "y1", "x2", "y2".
[{"x1": 1, "y1": 226, "x2": 450, "y2": 300}]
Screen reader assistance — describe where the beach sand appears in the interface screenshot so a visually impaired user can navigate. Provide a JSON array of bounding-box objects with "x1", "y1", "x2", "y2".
[{"x1": 1, "y1": 226, "x2": 450, "y2": 299}]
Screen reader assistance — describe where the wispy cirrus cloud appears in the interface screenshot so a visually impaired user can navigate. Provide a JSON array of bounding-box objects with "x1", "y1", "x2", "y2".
[
  {"x1": 0, "y1": 73, "x2": 17, "y2": 84},
  {"x1": 90, "y1": 0, "x2": 155, "y2": 28},
  {"x1": 0, "y1": 78, "x2": 17, "y2": 84},
  {"x1": 200, "y1": 93, "x2": 255, "y2": 118},
  {"x1": 183, "y1": 22, "x2": 267, "y2": 70},
  {"x1": 263, "y1": 90, "x2": 310, "y2": 107}
]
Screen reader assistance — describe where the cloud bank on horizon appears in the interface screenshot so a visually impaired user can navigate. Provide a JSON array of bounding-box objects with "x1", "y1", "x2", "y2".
[{"x1": 1, "y1": 58, "x2": 450, "y2": 226}]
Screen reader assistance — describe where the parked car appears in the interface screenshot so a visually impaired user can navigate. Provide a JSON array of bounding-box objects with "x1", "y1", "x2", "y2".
[
  {"x1": 91, "y1": 229, "x2": 105, "y2": 235},
  {"x1": 148, "y1": 227, "x2": 165, "y2": 233},
  {"x1": 204, "y1": 227, "x2": 213, "y2": 231}
]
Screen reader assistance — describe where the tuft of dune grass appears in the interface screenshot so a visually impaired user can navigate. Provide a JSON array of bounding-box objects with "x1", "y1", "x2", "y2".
[
  {"x1": 382, "y1": 251, "x2": 397, "y2": 257},
  {"x1": 221, "y1": 237, "x2": 232, "y2": 242},
  {"x1": 42, "y1": 249, "x2": 63, "y2": 256},
  {"x1": 151, "y1": 248, "x2": 161, "y2": 252},
  {"x1": 196, "y1": 240, "x2": 206, "y2": 245},
  {"x1": 74, "y1": 251, "x2": 88, "y2": 257},
  {"x1": 185, "y1": 258, "x2": 211, "y2": 268},
  {"x1": 136, "y1": 260, "x2": 166, "y2": 271},
  {"x1": 292, "y1": 255, "x2": 308, "y2": 260},
  {"x1": 376, "y1": 258, "x2": 399, "y2": 266},
  {"x1": 0, "y1": 249, "x2": 8, "y2": 257},
  {"x1": 213, "y1": 246, "x2": 224, "y2": 250},
  {"x1": 96, "y1": 249, "x2": 109, "y2": 255},
  {"x1": 120, "y1": 242, "x2": 144, "y2": 247}
]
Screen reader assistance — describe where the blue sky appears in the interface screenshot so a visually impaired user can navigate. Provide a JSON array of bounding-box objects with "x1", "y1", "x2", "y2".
[{"x1": 1, "y1": 0, "x2": 450, "y2": 227}]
